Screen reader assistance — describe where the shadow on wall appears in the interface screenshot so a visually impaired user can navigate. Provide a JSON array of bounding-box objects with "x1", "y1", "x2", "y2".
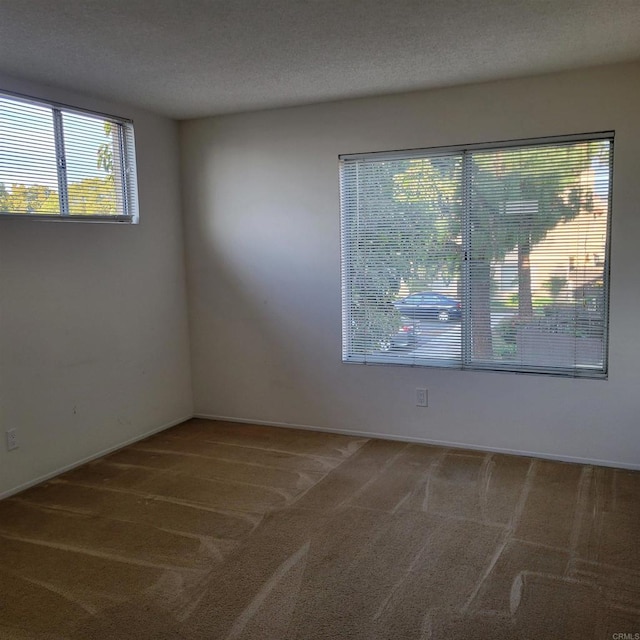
[{"x1": 189, "y1": 206, "x2": 340, "y2": 427}]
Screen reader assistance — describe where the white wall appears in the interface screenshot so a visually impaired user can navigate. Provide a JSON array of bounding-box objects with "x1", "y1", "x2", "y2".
[
  {"x1": 0, "y1": 74, "x2": 193, "y2": 497},
  {"x1": 180, "y1": 62, "x2": 640, "y2": 469}
]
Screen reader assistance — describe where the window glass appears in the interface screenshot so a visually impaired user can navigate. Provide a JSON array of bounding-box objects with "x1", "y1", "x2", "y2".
[
  {"x1": 0, "y1": 91, "x2": 137, "y2": 221},
  {"x1": 340, "y1": 135, "x2": 612, "y2": 378}
]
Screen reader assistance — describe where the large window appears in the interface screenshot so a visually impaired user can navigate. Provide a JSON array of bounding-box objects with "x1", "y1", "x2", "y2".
[
  {"x1": 340, "y1": 133, "x2": 612, "y2": 378},
  {"x1": 0, "y1": 90, "x2": 138, "y2": 222}
]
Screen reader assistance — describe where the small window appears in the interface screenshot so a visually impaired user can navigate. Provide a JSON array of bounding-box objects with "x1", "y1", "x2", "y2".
[
  {"x1": 0, "y1": 90, "x2": 138, "y2": 222},
  {"x1": 341, "y1": 133, "x2": 613, "y2": 378}
]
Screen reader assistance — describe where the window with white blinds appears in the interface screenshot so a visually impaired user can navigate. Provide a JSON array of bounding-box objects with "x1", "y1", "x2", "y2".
[
  {"x1": 340, "y1": 133, "x2": 612, "y2": 378},
  {"x1": 0, "y1": 90, "x2": 138, "y2": 222}
]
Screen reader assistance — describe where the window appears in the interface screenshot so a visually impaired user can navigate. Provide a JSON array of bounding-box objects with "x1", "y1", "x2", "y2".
[
  {"x1": 340, "y1": 133, "x2": 612, "y2": 378},
  {"x1": 0, "y1": 90, "x2": 138, "y2": 222}
]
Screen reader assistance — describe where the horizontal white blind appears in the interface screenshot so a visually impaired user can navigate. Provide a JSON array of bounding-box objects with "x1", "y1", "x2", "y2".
[
  {"x1": 341, "y1": 153, "x2": 464, "y2": 366},
  {"x1": 341, "y1": 134, "x2": 612, "y2": 377},
  {"x1": 467, "y1": 140, "x2": 610, "y2": 375},
  {"x1": 0, "y1": 91, "x2": 138, "y2": 221}
]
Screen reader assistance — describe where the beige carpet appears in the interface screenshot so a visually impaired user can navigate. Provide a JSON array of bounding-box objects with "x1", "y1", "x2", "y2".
[{"x1": 0, "y1": 419, "x2": 638, "y2": 639}]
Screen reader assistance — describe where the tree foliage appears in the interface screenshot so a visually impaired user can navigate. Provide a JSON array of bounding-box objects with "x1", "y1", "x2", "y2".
[
  {"x1": 97, "y1": 121, "x2": 114, "y2": 178},
  {"x1": 0, "y1": 182, "x2": 58, "y2": 214},
  {"x1": 0, "y1": 177, "x2": 117, "y2": 215}
]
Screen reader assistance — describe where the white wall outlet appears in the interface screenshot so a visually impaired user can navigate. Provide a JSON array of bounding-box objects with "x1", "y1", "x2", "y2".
[
  {"x1": 6, "y1": 428, "x2": 18, "y2": 451},
  {"x1": 416, "y1": 388, "x2": 428, "y2": 407}
]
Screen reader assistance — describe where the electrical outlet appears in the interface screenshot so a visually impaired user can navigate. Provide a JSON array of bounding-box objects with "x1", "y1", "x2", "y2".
[
  {"x1": 416, "y1": 388, "x2": 428, "y2": 407},
  {"x1": 6, "y1": 429, "x2": 18, "y2": 451}
]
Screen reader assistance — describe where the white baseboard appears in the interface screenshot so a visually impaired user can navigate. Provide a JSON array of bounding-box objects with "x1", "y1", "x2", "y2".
[
  {"x1": 0, "y1": 414, "x2": 192, "y2": 500},
  {"x1": 194, "y1": 412, "x2": 640, "y2": 472}
]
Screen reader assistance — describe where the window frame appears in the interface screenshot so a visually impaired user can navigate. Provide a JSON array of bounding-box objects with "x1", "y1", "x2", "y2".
[
  {"x1": 0, "y1": 89, "x2": 138, "y2": 223},
  {"x1": 340, "y1": 132, "x2": 614, "y2": 379}
]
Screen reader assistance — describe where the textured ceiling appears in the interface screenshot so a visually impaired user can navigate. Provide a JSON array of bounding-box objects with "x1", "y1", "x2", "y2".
[{"x1": 0, "y1": 0, "x2": 639, "y2": 119}]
